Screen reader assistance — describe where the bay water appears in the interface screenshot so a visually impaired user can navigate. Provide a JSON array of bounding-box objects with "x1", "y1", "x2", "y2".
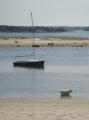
[
  {"x1": 0, "y1": 47, "x2": 89, "y2": 99},
  {"x1": 0, "y1": 30, "x2": 89, "y2": 38}
]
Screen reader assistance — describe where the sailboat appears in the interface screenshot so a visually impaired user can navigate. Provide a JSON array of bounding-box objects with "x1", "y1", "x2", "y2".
[{"x1": 13, "y1": 12, "x2": 44, "y2": 68}]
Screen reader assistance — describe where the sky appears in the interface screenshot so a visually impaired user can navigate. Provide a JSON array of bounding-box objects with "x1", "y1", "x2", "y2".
[{"x1": 0, "y1": 0, "x2": 89, "y2": 26}]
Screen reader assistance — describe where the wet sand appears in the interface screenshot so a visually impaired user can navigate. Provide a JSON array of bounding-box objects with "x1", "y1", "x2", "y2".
[
  {"x1": 0, "y1": 37, "x2": 89, "y2": 47},
  {"x1": 0, "y1": 98, "x2": 89, "y2": 120}
]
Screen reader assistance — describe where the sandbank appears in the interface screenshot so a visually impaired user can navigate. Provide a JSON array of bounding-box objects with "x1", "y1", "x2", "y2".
[{"x1": 0, "y1": 37, "x2": 89, "y2": 47}]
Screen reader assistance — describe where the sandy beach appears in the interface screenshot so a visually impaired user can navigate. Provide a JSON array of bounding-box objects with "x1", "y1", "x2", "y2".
[
  {"x1": 0, "y1": 98, "x2": 89, "y2": 120},
  {"x1": 0, "y1": 37, "x2": 89, "y2": 47}
]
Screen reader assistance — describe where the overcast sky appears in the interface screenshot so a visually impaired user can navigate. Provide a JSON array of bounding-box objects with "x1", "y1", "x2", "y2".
[{"x1": 0, "y1": 0, "x2": 89, "y2": 26}]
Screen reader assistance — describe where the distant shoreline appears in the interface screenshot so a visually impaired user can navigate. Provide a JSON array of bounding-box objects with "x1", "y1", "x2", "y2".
[
  {"x1": 0, "y1": 37, "x2": 89, "y2": 47},
  {"x1": 1, "y1": 25, "x2": 89, "y2": 33}
]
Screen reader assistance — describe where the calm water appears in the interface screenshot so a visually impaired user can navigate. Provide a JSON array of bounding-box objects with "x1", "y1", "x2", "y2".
[
  {"x1": 0, "y1": 30, "x2": 89, "y2": 38},
  {"x1": 0, "y1": 47, "x2": 89, "y2": 99}
]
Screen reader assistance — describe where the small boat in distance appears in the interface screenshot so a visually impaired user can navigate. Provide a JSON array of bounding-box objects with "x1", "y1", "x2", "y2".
[
  {"x1": 13, "y1": 12, "x2": 44, "y2": 68},
  {"x1": 60, "y1": 89, "x2": 72, "y2": 96}
]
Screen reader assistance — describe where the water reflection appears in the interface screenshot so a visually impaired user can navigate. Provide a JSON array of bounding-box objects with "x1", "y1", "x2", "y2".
[{"x1": 60, "y1": 95, "x2": 72, "y2": 99}]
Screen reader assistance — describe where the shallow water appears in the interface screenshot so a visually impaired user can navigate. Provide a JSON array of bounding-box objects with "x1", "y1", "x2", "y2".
[
  {"x1": 0, "y1": 30, "x2": 89, "y2": 38},
  {"x1": 0, "y1": 47, "x2": 89, "y2": 99}
]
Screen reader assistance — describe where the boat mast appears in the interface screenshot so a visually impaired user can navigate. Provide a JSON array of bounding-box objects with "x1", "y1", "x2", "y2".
[{"x1": 31, "y1": 12, "x2": 35, "y2": 58}]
